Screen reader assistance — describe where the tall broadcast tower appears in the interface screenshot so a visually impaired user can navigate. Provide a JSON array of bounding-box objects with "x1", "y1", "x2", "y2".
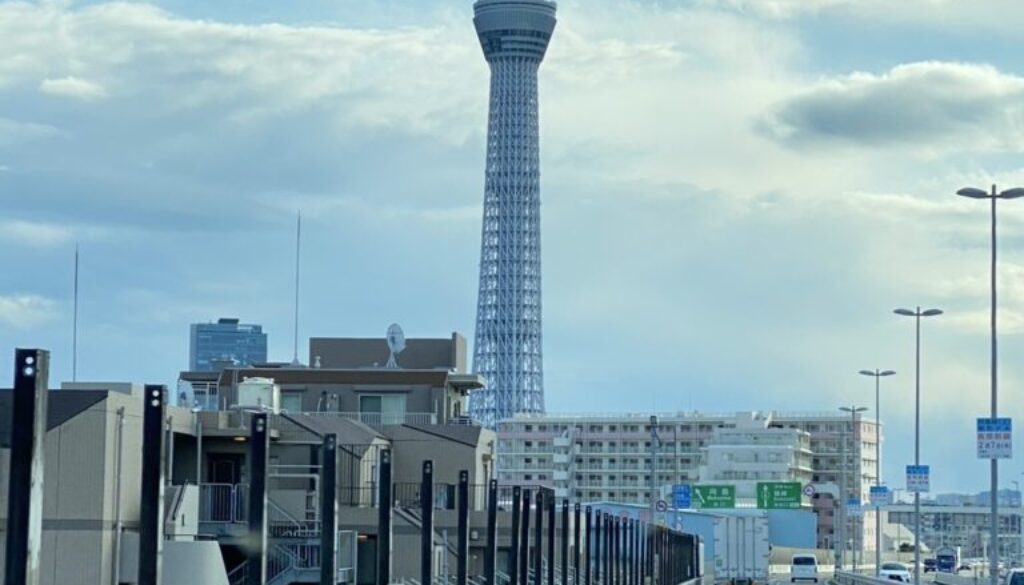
[{"x1": 470, "y1": 0, "x2": 556, "y2": 427}]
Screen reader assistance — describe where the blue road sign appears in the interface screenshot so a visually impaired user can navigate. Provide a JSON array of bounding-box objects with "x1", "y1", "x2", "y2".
[{"x1": 673, "y1": 484, "x2": 692, "y2": 509}]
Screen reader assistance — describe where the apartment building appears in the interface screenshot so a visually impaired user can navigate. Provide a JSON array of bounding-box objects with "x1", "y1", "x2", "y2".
[
  {"x1": 496, "y1": 410, "x2": 880, "y2": 551},
  {"x1": 884, "y1": 504, "x2": 1023, "y2": 559}
]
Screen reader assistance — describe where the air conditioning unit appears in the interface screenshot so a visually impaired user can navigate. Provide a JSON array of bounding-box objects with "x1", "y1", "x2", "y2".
[{"x1": 234, "y1": 377, "x2": 280, "y2": 414}]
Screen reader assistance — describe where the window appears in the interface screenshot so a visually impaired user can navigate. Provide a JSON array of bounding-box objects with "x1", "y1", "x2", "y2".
[
  {"x1": 281, "y1": 393, "x2": 303, "y2": 413},
  {"x1": 359, "y1": 394, "x2": 407, "y2": 425}
]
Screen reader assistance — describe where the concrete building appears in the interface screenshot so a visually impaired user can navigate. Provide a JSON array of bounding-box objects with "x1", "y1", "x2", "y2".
[
  {"x1": 496, "y1": 410, "x2": 880, "y2": 553},
  {"x1": 189, "y1": 318, "x2": 267, "y2": 372},
  {"x1": 0, "y1": 383, "x2": 499, "y2": 585}
]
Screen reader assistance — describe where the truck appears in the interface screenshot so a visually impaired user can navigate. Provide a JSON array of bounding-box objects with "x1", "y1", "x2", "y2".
[
  {"x1": 936, "y1": 546, "x2": 960, "y2": 573},
  {"x1": 713, "y1": 514, "x2": 770, "y2": 585}
]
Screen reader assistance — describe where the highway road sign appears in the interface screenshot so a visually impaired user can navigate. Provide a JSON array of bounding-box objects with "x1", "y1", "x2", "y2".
[
  {"x1": 756, "y1": 482, "x2": 802, "y2": 509},
  {"x1": 869, "y1": 485, "x2": 892, "y2": 507},
  {"x1": 906, "y1": 465, "x2": 930, "y2": 493},
  {"x1": 977, "y1": 417, "x2": 1012, "y2": 459},
  {"x1": 693, "y1": 485, "x2": 735, "y2": 509},
  {"x1": 673, "y1": 484, "x2": 692, "y2": 509},
  {"x1": 655, "y1": 499, "x2": 668, "y2": 512},
  {"x1": 847, "y1": 498, "x2": 863, "y2": 518}
]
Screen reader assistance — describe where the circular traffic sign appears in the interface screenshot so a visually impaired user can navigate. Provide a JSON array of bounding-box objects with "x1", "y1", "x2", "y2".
[
  {"x1": 802, "y1": 484, "x2": 816, "y2": 497},
  {"x1": 655, "y1": 499, "x2": 668, "y2": 512}
]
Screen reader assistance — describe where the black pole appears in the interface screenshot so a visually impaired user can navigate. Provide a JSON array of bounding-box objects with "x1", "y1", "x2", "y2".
[
  {"x1": 246, "y1": 413, "x2": 270, "y2": 585},
  {"x1": 139, "y1": 384, "x2": 166, "y2": 585},
  {"x1": 485, "y1": 479, "x2": 499, "y2": 585},
  {"x1": 627, "y1": 520, "x2": 633, "y2": 585},
  {"x1": 457, "y1": 471, "x2": 470, "y2": 585},
  {"x1": 521, "y1": 491, "x2": 531, "y2": 585},
  {"x1": 598, "y1": 514, "x2": 606, "y2": 585},
  {"x1": 377, "y1": 449, "x2": 393, "y2": 585},
  {"x1": 614, "y1": 518, "x2": 621, "y2": 585},
  {"x1": 421, "y1": 461, "x2": 435, "y2": 585},
  {"x1": 4, "y1": 349, "x2": 49, "y2": 585},
  {"x1": 574, "y1": 503, "x2": 581, "y2": 585},
  {"x1": 547, "y1": 495, "x2": 555, "y2": 585},
  {"x1": 638, "y1": 522, "x2": 645, "y2": 585},
  {"x1": 321, "y1": 434, "x2": 339, "y2": 585},
  {"x1": 511, "y1": 487, "x2": 522, "y2": 585},
  {"x1": 584, "y1": 507, "x2": 593, "y2": 585},
  {"x1": 561, "y1": 501, "x2": 569, "y2": 585},
  {"x1": 534, "y1": 491, "x2": 543, "y2": 585}
]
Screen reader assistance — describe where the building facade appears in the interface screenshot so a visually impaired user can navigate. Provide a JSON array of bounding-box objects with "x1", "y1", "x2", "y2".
[
  {"x1": 469, "y1": 0, "x2": 557, "y2": 427},
  {"x1": 189, "y1": 317, "x2": 267, "y2": 371},
  {"x1": 496, "y1": 410, "x2": 881, "y2": 552}
]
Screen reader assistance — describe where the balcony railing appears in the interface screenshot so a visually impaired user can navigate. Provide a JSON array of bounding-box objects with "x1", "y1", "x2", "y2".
[{"x1": 302, "y1": 412, "x2": 437, "y2": 426}]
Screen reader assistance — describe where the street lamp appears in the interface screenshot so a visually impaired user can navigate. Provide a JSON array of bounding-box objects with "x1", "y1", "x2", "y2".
[
  {"x1": 894, "y1": 306, "x2": 943, "y2": 585},
  {"x1": 956, "y1": 184, "x2": 1024, "y2": 585},
  {"x1": 860, "y1": 369, "x2": 895, "y2": 577},
  {"x1": 840, "y1": 405, "x2": 869, "y2": 572}
]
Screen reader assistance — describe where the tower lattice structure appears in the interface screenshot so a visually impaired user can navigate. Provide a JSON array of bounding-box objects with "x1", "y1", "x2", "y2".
[{"x1": 470, "y1": 0, "x2": 557, "y2": 427}]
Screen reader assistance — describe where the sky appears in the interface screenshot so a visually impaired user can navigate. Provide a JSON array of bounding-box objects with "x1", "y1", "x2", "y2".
[{"x1": 3, "y1": 0, "x2": 1024, "y2": 493}]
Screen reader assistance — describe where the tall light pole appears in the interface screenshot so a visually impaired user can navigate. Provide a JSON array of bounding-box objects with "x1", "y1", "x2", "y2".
[
  {"x1": 840, "y1": 406, "x2": 869, "y2": 573},
  {"x1": 860, "y1": 369, "x2": 895, "y2": 577},
  {"x1": 956, "y1": 185, "x2": 1024, "y2": 585},
  {"x1": 894, "y1": 307, "x2": 943, "y2": 585}
]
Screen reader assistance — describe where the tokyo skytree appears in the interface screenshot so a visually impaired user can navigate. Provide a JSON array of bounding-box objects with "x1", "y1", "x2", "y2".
[{"x1": 469, "y1": 0, "x2": 556, "y2": 427}]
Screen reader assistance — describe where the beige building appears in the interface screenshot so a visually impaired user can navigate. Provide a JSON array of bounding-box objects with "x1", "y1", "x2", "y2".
[{"x1": 496, "y1": 410, "x2": 880, "y2": 552}]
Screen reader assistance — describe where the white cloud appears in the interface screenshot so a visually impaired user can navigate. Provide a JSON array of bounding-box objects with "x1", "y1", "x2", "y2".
[
  {"x1": 761, "y1": 62, "x2": 1024, "y2": 155},
  {"x1": 0, "y1": 117, "x2": 60, "y2": 147},
  {"x1": 39, "y1": 76, "x2": 108, "y2": 101},
  {"x1": 0, "y1": 295, "x2": 59, "y2": 329},
  {"x1": 0, "y1": 220, "x2": 74, "y2": 247}
]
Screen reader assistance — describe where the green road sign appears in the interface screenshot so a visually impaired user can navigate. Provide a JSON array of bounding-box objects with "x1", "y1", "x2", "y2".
[
  {"x1": 693, "y1": 485, "x2": 736, "y2": 509},
  {"x1": 756, "y1": 482, "x2": 802, "y2": 509}
]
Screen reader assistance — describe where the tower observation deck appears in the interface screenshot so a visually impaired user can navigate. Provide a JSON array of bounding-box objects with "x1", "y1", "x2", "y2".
[{"x1": 470, "y1": 0, "x2": 556, "y2": 427}]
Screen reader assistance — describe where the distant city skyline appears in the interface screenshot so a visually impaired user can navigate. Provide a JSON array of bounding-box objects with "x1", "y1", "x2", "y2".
[
  {"x1": 3, "y1": 0, "x2": 1024, "y2": 493},
  {"x1": 189, "y1": 318, "x2": 268, "y2": 371}
]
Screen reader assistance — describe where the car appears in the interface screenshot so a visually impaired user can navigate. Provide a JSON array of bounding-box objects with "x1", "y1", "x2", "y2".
[
  {"x1": 791, "y1": 554, "x2": 818, "y2": 583},
  {"x1": 1006, "y1": 568, "x2": 1024, "y2": 585},
  {"x1": 879, "y1": 562, "x2": 912, "y2": 582},
  {"x1": 924, "y1": 559, "x2": 938, "y2": 573}
]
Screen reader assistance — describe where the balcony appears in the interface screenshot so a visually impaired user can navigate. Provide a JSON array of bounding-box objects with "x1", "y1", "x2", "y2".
[
  {"x1": 301, "y1": 411, "x2": 437, "y2": 426},
  {"x1": 553, "y1": 453, "x2": 570, "y2": 464}
]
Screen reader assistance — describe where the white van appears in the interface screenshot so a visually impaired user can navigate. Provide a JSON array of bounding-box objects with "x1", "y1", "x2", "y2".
[{"x1": 791, "y1": 554, "x2": 818, "y2": 583}]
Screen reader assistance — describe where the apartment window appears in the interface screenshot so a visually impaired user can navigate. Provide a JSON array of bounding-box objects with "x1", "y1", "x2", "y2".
[
  {"x1": 609, "y1": 425, "x2": 617, "y2": 432},
  {"x1": 525, "y1": 425, "x2": 533, "y2": 431},
  {"x1": 538, "y1": 425, "x2": 547, "y2": 432},
  {"x1": 359, "y1": 394, "x2": 406, "y2": 424},
  {"x1": 525, "y1": 475, "x2": 533, "y2": 480},
  {"x1": 281, "y1": 393, "x2": 303, "y2": 413},
  {"x1": 538, "y1": 475, "x2": 547, "y2": 480}
]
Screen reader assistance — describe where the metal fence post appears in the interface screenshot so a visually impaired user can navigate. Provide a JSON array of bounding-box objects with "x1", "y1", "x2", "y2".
[
  {"x1": 574, "y1": 503, "x2": 581, "y2": 585},
  {"x1": 457, "y1": 471, "x2": 470, "y2": 585},
  {"x1": 534, "y1": 490, "x2": 543, "y2": 585},
  {"x1": 421, "y1": 461, "x2": 434, "y2": 585},
  {"x1": 585, "y1": 507, "x2": 593, "y2": 585},
  {"x1": 547, "y1": 494, "x2": 555, "y2": 585},
  {"x1": 377, "y1": 449, "x2": 393, "y2": 585},
  {"x1": 247, "y1": 413, "x2": 269, "y2": 585},
  {"x1": 521, "y1": 491, "x2": 531, "y2": 585},
  {"x1": 139, "y1": 384, "x2": 166, "y2": 585},
  {"x1": 485, "y1": 479, "x2": 498, "y2": 585},
  {"x1": 511, "y1": 487, "x2": 522, "y2": 585},
  {"x1": 4, "y1": 349, "x2": 49, "y2": 585},
  {"x1": 603, "y1": 514, "x2": 611, "y2": 585},
  {"x1": 561, "y1": 501, "x2": 569, "y2": 585},
  {"x1": 321, "y1": 434, "x2": 338, "y2": 585}
]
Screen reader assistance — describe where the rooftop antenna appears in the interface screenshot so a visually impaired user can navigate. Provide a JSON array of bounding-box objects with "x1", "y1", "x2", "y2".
[
  {"x1": 385, "y1": 323, "x2": 406, "y2": 368},
  {"x1": 291, "y1": 211, "x2": 302, "y2": 366},
  {"x1": 72, "y1": 243, "x2": 79, "y2": 382}
]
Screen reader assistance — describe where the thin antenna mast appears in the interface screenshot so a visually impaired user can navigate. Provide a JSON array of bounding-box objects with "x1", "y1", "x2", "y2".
[
  {"x1": 292, "y1": 212, "x2": 301, "y2": 365},
  {"x1": 73, "y1": 244, "x2": 79, "y2": 381}
]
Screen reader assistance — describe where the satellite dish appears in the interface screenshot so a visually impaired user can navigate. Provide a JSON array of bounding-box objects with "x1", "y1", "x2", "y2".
[{"x1": 385, "y1": 323, "x2": 406, "y2": 368}]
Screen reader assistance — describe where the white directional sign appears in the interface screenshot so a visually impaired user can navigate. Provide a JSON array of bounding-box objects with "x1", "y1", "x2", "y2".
[
  {"x1": 906, "y1": 465, "x2": 930, "y2": 493},
  {"x1": 977, "y1": 417, "x2": 1012, "y2": 459}
]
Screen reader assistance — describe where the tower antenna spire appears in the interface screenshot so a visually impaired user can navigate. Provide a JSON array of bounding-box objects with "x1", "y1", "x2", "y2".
[
  {"x1": 470, "y1": 0, "x2": 557, "y2": 427},
  {"x1": 73, "y1": 243, "x2": 79, "y2": 381},
  {"x1": 291, "y1": 211, "x2": 302, "y2": 366}
]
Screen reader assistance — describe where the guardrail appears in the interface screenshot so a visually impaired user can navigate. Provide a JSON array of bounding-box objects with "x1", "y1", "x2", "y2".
[{"x1": 834, "y1": 570, "x2": 903, "y2": 585}]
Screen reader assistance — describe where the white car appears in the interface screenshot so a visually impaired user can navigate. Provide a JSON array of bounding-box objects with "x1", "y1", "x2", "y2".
[
  {"x1": 879, "y1": 562, "x2": 912, "y2": 582},
  {"x1": 790, "y1": 554, "x2": 818, "y2": 583}
]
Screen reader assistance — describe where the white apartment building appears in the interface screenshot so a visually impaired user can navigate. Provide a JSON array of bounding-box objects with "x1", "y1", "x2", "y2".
[{"x1": 496, "y1": 410, "x2": 880, "y2": 552}]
